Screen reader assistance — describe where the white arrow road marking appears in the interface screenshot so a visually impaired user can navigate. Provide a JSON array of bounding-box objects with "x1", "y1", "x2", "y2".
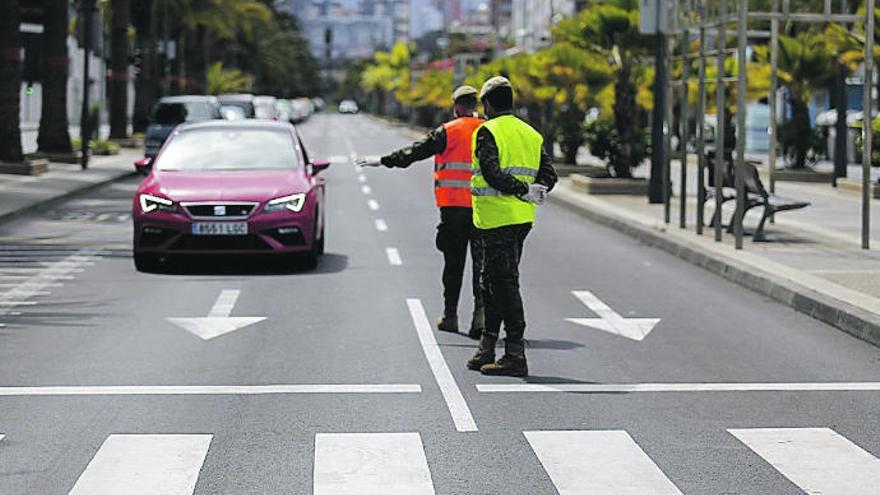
[
  {"x1": 566, "y1": 290, "x2": 660, "y2": 341},
  {"x1": 167, "y1": 289, "x2": 266, "y2": 340}
]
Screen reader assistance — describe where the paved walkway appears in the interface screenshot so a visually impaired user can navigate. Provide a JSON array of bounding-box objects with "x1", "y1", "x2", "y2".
[{"x1": 0, "y1": 148, "x2": 139, "y2": 225}]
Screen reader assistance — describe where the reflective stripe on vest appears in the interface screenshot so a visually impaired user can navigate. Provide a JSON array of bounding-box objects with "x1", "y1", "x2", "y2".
[
  {"x1": 434, "y1": 117, "x2": 484, "y2": 208},
  {"x1": 471, "y1": 115, "x2": 544, "y2": 230}
]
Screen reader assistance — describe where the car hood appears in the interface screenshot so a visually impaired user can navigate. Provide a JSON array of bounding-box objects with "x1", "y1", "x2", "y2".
[{"x1": 142, "y1": 169, "x2": 309, "y2": 203}]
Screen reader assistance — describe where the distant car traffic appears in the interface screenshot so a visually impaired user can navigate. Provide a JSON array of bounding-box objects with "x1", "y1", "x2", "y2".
[
  {"x1": 221, "y1": 105, "x2": 247, "y2": 120},
  {"x1": 144, "y1": 95, "x2": 222, "y2": 159},
  {"x1": 132, "y1": 120, "x2": 330, "y2": 272},
  {"x1": 339, "y1": 100, "x2": 359, "y2": 114},
  {"x1": 253, "y1": 95, "x2": 278, "y2": 120},
  {"x1": 217, "y1": 94, "x2": 257, "y2": 119},
  {"x1": 290, "y1": 98, "x2": 312, "y2": 123}
]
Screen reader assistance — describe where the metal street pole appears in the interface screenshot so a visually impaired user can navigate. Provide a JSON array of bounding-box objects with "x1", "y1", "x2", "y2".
[
  {"x1": 734, "y1": 0, "x2": 748, "y2": 249},
  {"x1": 649, "y1": 0, "x2": 667, "y2": 204},
  {"x1": 714, "y1": 0, "x2": 727, "y2": 241},
  {"x1": 769, "y1": 0, "x2": 779, "y2": 194},
  {"x1": 696, "y1": 2, "x2": 707, "y2": 235},
  {"x1": 863, "y1": 0, "x2": 874, "y2": 250},
  {"x1": 680, "y1": 24, "x2": 690, "y2": 229},
  {"x1": 664, "y1": 34, "x2": 673, "y2": 223},
  {"x1": 80, "y1": 0, "x2": 95, "y2": 171}
]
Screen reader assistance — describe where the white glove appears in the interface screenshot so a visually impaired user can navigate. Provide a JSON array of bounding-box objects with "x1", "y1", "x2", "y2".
[
  {"x1": 521, "y1": 183, "x2": 548, "y2": 205},
  {"x1": 355, "y1": 157, "x2": 382, "y2": 167}
]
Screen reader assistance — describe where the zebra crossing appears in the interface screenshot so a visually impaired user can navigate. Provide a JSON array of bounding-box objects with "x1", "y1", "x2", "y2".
[
  {"x1": 0, "y1": 244, "x2": 103, "y2": 328},
  {"x1": 2, "y1": 427, "x2": 877, "y2": 494}
]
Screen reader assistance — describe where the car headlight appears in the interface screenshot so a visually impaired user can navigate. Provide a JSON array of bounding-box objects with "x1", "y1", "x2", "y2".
[
  {"x1": 265, "y1": 193, "x2": 307, "y2": 213},
  {"x1": 139, "y1": 194, "x2": 175, "y2": 214}
]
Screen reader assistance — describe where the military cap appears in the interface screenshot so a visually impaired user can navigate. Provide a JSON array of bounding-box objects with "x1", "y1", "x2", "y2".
[
  {"x1": 452, "y1": 85, "x2": 478, "y2": 102},
  {"x1": 479, "y1": 76, "x2": 512, "y2": 99}
]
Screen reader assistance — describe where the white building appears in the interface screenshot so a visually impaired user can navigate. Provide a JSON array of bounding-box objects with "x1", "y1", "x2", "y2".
[{"x1": 510, "y1": 0, "x2": 576, "y2": 53}]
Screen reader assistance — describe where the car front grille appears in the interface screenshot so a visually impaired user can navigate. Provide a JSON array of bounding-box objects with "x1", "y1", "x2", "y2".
[
  {"x1": 170, "y1": 234, "x2": 272, "y2": 251},
  {"x1": 182, "y1": 203, "x2": 257, "y2": 219}
]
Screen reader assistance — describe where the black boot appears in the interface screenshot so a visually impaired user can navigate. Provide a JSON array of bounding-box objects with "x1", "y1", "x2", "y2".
[
  {"x1": 467, "y1": 333, "x2": 497, "y2": 370},
  {"x1": 467, "y1": 306, "x2": 485, "y2": 340},
  {"x1": 480, "y1": 339, "x2": 528, "y2": 377},
  {"x1": 436, "y1": 312, "x2": 458, "y2": 333}
]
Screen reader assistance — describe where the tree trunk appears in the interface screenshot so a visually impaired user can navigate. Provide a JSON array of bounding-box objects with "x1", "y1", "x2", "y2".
[
  {"x1": 613, "y1": 62, "x2": 637, "y2": 178},
  {"x1": 109, "y1": 0, "x2": 130, "y2": 139},
  {"x1": 0, "y1": 0, "x2": 24, "y2": 162},
  {"x1": 833, "y1": 62, "x2": 848, "y2": 179},
  {"x1": 789, "y1": 95, "x2": 811, "y2": 169},
  {"x1": 184, "y1": 26, "x2": 208, "y2": 94},
  {"x1": 132, "y1": 0, "x2": 156, "y2": 133}
]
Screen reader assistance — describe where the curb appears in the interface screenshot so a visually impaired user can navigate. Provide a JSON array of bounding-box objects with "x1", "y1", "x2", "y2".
[
  {"x1": 550, "y1": 185, "x2": 880, "y2": 348},
  {"x1": 0, "y1": 169, "x2": 136, "y2": 227}
]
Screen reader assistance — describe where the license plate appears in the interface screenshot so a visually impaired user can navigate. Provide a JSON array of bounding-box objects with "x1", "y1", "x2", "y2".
[{"x1": 191, "y1": 222, "x2": 248, "y2": 236}]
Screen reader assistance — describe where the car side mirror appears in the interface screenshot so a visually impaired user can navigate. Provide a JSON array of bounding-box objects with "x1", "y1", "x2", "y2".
[
  {"x1": 311, "y1": 159, "x2": 330, "y2": 174},
  {"x1": 134, "y1": 157, "x2": 152, "y2": 176}
]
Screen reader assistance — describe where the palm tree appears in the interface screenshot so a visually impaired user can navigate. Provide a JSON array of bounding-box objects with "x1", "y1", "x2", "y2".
[
  {"x1": 554, "y1": 0, "x2": 655, "y2": 176},
  {"x1": 37, "y1": 0, "x2": 73, "y2": 154},
  {"x1": 0, "y1": 0, "x2": 24, "y2": 162},
  {"x1": 109, "y1": 0, "x2": 130, "y2": 139}
]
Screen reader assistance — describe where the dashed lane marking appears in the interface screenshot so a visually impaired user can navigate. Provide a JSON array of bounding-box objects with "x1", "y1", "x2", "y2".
[
  {"x1": 361, "y1": 185, "x2": 372, "y2": 195},
  {"x1": 406, "y1": 298, "x2": 477, "y2": 432},
  {"x1": 368, "y1": 199, "x2": 380, "y2": 211},
  {"x1": 358, "y1": 174, "x2": 367, "y2": 183},
  {"x1": 386, "y1": 247, "x2": 402, "y2": 266},
  {"x1": 375, "y1": 219, "x2": 388, "y2": 232}
]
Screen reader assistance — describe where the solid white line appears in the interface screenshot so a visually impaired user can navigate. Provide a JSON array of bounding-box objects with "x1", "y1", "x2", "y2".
[
  {"x1": 729, "y1": 428, "x2": 880, "y2": 495},
  {"x1": 477, "y1": 382, "x2": 880, "y2": 393},
  {"x1": 406, "y1": 298, "x2": 477, "y2": 432},
  {"x1": 0, "y1": 384, "x2": 422, "y2": 396},
  {"x1": 0, "y1": 301, "x2": 38, "y2": 306},
  {"x1": 368, "y1": 199, "x2": 380, "y2": 211},
  {"x1": 207, "y1": 289, "x2": 239, "y2": 318},
  {"x1": 69, "y1": 434, "x2": 212, "y2": 495},
  {"x1": 386, "y1": 247, "x2": 402, "y2": 266},
  {"x1": 314, "y1": 432, "x2": 435, "y2": 495},
  {"x1": 525, "y1": 430, "x2": 682, "y2": 494},
  {"x1": 375, "y1": 219, "x2": 388, "y2": 232},
  {"x1": 361, "y1": 185, "x2": 372, "y2": 195}
]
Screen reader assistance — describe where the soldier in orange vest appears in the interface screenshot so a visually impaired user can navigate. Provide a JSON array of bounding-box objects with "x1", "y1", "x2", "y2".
[{"x1": 371, "y1": 86, "x2": 485, "y2": 338}]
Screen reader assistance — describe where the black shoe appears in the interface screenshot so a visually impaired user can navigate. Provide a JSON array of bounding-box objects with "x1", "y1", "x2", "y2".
[
  {"x1": 467, "y1": 333, "x2": 497, "y2": 370},
  {"x1": 467, "y1": 306, "x2": 485, "y2": 340}
]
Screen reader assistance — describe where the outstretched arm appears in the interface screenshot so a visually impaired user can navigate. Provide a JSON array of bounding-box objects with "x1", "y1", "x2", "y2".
[{"x1": 380, "y1": 126, "x2": 447, "y2": 168}]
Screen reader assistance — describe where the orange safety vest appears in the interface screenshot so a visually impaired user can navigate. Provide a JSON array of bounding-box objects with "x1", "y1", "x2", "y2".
[{"x1": 434, "y1": 116, "x2": 484, "y2": 208}]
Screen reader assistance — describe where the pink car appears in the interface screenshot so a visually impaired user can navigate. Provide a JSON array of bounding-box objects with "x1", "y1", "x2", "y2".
[{"x1": 132, "y1": 120, "x2": 329, "y2": 272}]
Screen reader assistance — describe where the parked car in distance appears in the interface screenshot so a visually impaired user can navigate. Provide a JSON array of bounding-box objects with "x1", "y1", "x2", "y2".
[
  {"x1": 132, "y1": 120, "x2": 330, "y2": 272},
  {"x1": 217, "y1": 94, "x2": 257, "y2": 119},
  {"x1": 339, "y1": 100, "x2": 359, "y2": 114},
  {"x1": 221, "y1": 105, "x2": 247, "y2": 120},
  {"x1": 144, "y1": 95, "x2": 222, "y2": 159},
  {"x1": 275, "y1": 99, "x2": 293, "y2": 123},
  {"x1": 312, "y1": 97, "x2": 325, "y2": 112},
  {"x1": 290, "y1": 98, "x2": 312, "y2": 123},
  {"x1": 253, "y1": 95, "x2": 278, "y2": 120}
]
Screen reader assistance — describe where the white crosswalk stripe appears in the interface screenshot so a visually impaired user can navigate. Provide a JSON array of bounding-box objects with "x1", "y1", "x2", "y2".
[
  {"x1": 313, "y1": 432, "x2": 435, "y2": 495},
  {"x1": 729, "y1": 427, "x2": 880, "y2": 495},
  {"x1": 524, "y1": 430, "x2": 683, "y2": 494},
  {"x1": 68, "y1": 434, "x2": 212, "y2": 495}
]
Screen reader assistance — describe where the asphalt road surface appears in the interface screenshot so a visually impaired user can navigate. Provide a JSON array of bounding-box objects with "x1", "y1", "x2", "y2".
[{"x1": 1, "y1": 113, "x2": 879, "y2": 494}]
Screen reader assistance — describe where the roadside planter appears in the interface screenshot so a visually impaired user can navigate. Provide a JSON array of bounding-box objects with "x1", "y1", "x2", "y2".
[{"x1": 570, "y1": 173, "x2": 649, "y2": 195}]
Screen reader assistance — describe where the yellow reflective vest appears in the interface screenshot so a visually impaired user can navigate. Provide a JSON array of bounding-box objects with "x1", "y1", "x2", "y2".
[{"x1": 471, "y1": 115, "x2": 543, "y2": 230}]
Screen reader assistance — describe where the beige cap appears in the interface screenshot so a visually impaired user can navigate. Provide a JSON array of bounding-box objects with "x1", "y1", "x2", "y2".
[
  {"x1": 451, "y1": 85, "x2": 478, "y2": 102},
  {"x1": 479, "y1": 76, "x2": 512, "y2": 99}
]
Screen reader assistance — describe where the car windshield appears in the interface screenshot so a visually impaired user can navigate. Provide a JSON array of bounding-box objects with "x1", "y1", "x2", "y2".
[
  {"x1": 157, "y1": 128, "x2": 300, "y2": 171},
  {"x1": 151, "y1": 101, "x2": 216, "y2": 124}
]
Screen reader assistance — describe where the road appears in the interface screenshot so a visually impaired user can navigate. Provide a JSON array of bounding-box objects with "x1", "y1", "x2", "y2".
[{"x1": 1, "y1": 113, "x2": 879, "y2": 494}]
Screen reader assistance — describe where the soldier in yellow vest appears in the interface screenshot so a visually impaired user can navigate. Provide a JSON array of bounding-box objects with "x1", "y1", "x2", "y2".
[{"x1": 466, "y1": 76, "x2": 557, "y2": 377}]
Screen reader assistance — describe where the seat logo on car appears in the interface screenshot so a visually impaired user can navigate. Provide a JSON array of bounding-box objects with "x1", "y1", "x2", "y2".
[{"x1": 214, "y1": 205, "x2": 226, "y2": 216}]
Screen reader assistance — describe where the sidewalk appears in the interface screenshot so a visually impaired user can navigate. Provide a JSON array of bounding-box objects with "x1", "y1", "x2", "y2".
[
  {"x1": 0, "y1": 148, "x2": 139, "y2": 225},
  {"x1": 552, "y1": 156, "x2": 880, "y2": 347}
]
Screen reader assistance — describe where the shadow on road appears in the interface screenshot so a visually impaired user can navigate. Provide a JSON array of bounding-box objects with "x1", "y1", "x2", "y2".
[{"x1": 143, "y1": 253, "x2": 349, "y2": 276}]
